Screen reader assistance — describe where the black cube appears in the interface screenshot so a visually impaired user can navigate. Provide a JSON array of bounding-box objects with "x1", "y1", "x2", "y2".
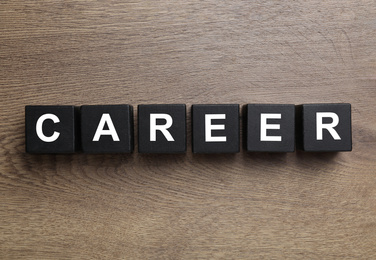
[
  {"x1": 192, "y1": 104, "x2": 239, "y2": 153},
  {"x1": 244, "y1": 104, "x2": 295, "y2": 152},
  {"x1": 138, "y1": 104, "x2": 186, "y2": 153},
  {"x1": 80, "y1": 105, "x2": 133, "y2": 153},
  {"x1": 25, "y1": 105, "x2": 78, "y2": 153},
  {"x1": 299, "y1": 103, "x2": 352, "y2": 152}
]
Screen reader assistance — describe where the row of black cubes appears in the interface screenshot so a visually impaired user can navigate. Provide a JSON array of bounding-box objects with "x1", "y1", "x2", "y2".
[{"x1": 25, "y1": 104, "x2": 352, "y2": 154}]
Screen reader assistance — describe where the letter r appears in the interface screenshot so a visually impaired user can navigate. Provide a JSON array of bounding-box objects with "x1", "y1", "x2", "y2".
[
  {"x1": 316, "y1": 112, "x2": 341, "y2": 140},
  {"x1": 150, "y1": 114, "x2": 174, "y2": 141}
]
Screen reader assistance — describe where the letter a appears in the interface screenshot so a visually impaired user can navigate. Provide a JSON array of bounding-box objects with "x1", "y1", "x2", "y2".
[{"x1": 93, "y1": 113, "x2": 120, "y2": 141}]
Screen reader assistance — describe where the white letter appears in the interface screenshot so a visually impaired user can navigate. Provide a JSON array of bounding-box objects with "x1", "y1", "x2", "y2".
[
  {"x1": 205, "y1": 114, "x2": 226, "y2": 142},
  {"x1": 316, "y1": 112, "x2": 341, "y2": 140},
  {"x1": 36, "y1": 113, "x2": 60, "y2": 142},
  {"x1": 260, "y1": 113, "x2": 282, "y2": 141},
  {"x1": 93, "y1": 113, "x2": 120, "y2": 141},
  {"x1": 150, "y1": 114, "x2": 174, "y2": 141}
]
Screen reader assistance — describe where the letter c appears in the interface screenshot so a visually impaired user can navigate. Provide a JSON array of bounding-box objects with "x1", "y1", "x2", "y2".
[{"x1": 36, "y1": 113, "x2": 60, "y2": 142}]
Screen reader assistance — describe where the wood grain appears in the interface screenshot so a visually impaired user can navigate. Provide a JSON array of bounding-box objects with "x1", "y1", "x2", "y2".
[{"x1": 1, "y1": 0, "x2": 376, "y2": 259}]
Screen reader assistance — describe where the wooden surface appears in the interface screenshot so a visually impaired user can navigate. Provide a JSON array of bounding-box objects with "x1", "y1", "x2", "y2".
[{"x1": 1, "y1": 1, "x2": 376, "y2": 259}]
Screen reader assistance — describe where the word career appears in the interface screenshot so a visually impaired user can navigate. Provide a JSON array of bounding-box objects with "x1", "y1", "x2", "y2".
[{"x1": 25, "y1": 104, "x2": 352, "y2": 154}]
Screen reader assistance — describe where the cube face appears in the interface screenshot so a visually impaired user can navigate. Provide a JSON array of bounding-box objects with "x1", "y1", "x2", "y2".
[
  {"x1": 245, "y1": 104, "x2": 295, "y2": 152},
  {"x1": 80, "y1": 105, "x2": 133, "y2": 153},
  {"x1": 302, "y1": 103, "x2": 352, "y2": 152},
  {"x1": 192, "y1": 104, "x2": 239, "y2": 153},
  {"x1": 25, "y1": 106, "x2": 77, "y2": 153},
  {"x1": 138, "y1": 104, "x2": 186, "y2": 153}
]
